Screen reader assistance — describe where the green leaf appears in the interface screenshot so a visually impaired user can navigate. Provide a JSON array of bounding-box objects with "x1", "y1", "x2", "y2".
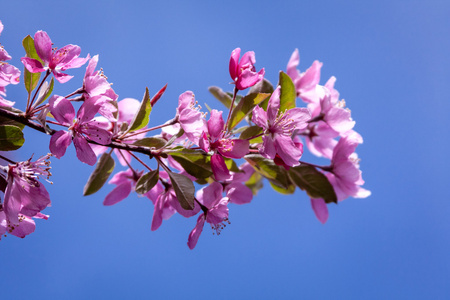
[
  {"x1": 270, "y1": 182, "x2": 296, "y2": 194},
  {"x1": 133, "y1": 137, "x2": 167, "y2": 149},
  {"x1": 249, "y1": 78, "x2": 274, "y2": 95},
  {"x1": 168, "y1": 171, "x2": 195, "y2": 210},
  {"x1": 228, "y1": 92, "x2": 270, "y2": 130},
  {"x1": 35, "y1": 77, "x2": 54, "y2": 107},
  {"x1": 208, "y1": 86, "x2": 233, "y2": 109},
  {"x1": 128, "y1": 87, "x2": 152, "y2": 132},
  {"x1": 288, "y1": 165, "x2": 337, "y2": 204},
  {"x1": 0, "y1": 125, "x2": 25, "y2": 151},
  {"x1": 83, "y1": 153, "x2": 115, "y2": 196},
  {"x1": 278, "y1": 71, "x2": 296, "y2": 112},
  {"x1": 239, "y1": 125, "x2": 263, "y2": 143},
  {"x1": 169, "y1": 149, "x2": 213, "y2": 179},
  {"x1": 245, "y1": 154, "x2": 291, "y2": 189},
  {"x1": 249, "y1": 79, "x2": 274, "y2": 111},
  {"x1": 223, "y1": 157, "x2": 240, "y2": 173},
  {"x1": 22, "y1": 35, "x2": 42, "y2": 94},
  {"x1": 135, "y1": 169, "x2": 159, "y2": 194}
]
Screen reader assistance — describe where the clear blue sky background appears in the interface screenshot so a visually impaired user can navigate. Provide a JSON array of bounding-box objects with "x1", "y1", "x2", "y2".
[{"x1": 2, "y1": 1, "x2": 450, "y2": 299}]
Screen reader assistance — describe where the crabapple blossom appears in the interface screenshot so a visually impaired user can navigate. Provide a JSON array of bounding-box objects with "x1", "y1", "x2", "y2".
[
  {"x1": 229, "y1": 48, "x2": 265, "y2": 90},
  {"x1": 49, "y1": 95, "x2": 112, "y2": 165},
  {"x1": 252, "y1": 85, "x2": 311, "y2": 166},
  {"x1": 2, "y1": 154, "x2": 52, "y2": 226},
  {"x1": 286, "y1": 48, "x2": 322, "y2": 104},
  {"x1": 21, "y1": 30, "x2": 89, "y2": 83},
  {"x1": 187, "y1": 182, "x2": 229, "y2": 249}
]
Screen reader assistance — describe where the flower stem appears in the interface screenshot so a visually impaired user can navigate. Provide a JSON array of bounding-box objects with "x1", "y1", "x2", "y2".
[
  {"x1": 299, "y1": 160, "x2": 332, "y2": 172},
  {"x1": 224, "y1": 87, "x2": 238, "y2": 132},
  {"x1": 27, "y1": 70, "x2": 50, "y2": 116}
]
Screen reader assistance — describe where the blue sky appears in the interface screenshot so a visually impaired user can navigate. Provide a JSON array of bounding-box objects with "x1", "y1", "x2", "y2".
[{"x1": 2, "y1": 1, "x2": 450, "y2": 299}]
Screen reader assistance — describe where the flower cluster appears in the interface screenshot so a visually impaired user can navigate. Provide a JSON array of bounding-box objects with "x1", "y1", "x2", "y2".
[{"x1": 0, "y1": 22, "x2": 370, "y2": 249}]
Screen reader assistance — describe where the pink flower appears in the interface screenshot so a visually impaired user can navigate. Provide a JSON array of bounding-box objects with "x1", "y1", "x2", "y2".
[
  {"x1": 21, "y1": 31, "x2": 89, "y2": 83},
  {"x1": 49, "y1": 95, "x2": 112, "y2": 165},
  {"x1": 187, "y1": 182, "x2": 229, "y2": 250},
  {"x1": 286, "y1": 49, "x2": 322, "y2": 104},
  {"x1": 0, "y1": 211, "x2": 48, "y2": 240},
  {"x1": 229, "y1": 48, "x2": 265, "y2": 90},
  {"x1": 0, "y1": 64, "x2": 20, "y2": 107},
  {"x1": 252, "y1": 86, "x2": 311, "y2": 166},
  {"x1": 82, "y1": 55, "x2": 117, "y2": 120},
  {"x1": 327, "y1": 134, "x2": 371, "y2": 201},
  {"x1": 2, "y1": 154, "x2": 52, "y2": 226},
  {"x1": 199, "y1": 109, "x2": 249, "y2": 181},
  {"x1": 176, "y1": 91, "x2": 206, "y2": 144}
]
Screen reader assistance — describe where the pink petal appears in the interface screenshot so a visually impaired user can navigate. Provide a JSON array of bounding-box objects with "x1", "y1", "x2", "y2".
[
  {"x1": 49, "y1": 95, "x2": 75, "y2": 125},
  {"x1": 197, "y1": 181, "x2": 223, "y2": 208},
  {"x1": 34, "y1": 31, "x2": 52, "y2": 63},
  {"x1": 211, "y1": 154, "x2": 232, "y2": 181},
  {"x1": 311, "y1": 198, "x2": 329, "y2": 224},
  {"x1": 207, "y1": 109, "x2": 224, "y2": 140},
  {"x1": 9, "y1": 216, "x2": 36, "y2": 238},
  {"x1": 274, "y1": 135, "x2": 302, "y2": 167},
  {"x1": 218, "y1": 138, "x2": 249, "y2": 159},
  {"x1": 251, "y1": 105, "x2": 268, "y2": 129},
  {"x1": 236, "y1": 67, "x2": 264, "y2": 90},
  {"x1": 51, "y1": 45, "x2": 81, "y2": 68},
  {"x1": 21, "y1": 57, "x2": 46, "y2": 73},
  {"x1": 261, "y1": 136, "x2": 276, "y2": 159},
  {"x1": 286, "y1": 49, "x2": 300, "y2": 80},
  {"x1": 118, "y1": 98, "x2": 141, "y2": 123},
  {"x1": 77, "y1": 97, "x2": 101, "y2": 123},
  {"x1": 229, "y1": 48, "x2": 241, "y2": 81},
  {"x1": 49, "y1": 130, "x2": 72, "y2": 159},
  {"x1": 225, "y1": 183, "x2": 253, "y2": 204},
  {"x1": 297, "y1": 60, "x2": 322, "y2": 91},
  {"x1": 73, "y1": 136, "x2": 97, "y2": 165},
  {"x1": 286, "y1": 107, "x2": 311, "y2": 132},
  {"x1": 52, "y1": 71, "x2": 73, "y2": 83},
  {"x1": 267, "y1": 86, "x2": 281, "y2": 121},
  {"x1": 63, "y1": 54, "x2": 89, "y2": 70},
  {"x1": 85, "y1": 55, "x2": 99, "y2": 76},
  {"x1": 103, "y1": 182, "x2": 132, "y2": 206},
  {"x1": 187, "y1": 214, "x2": 205, "y2": 250},
  {"x1": 83, "y1": 125, "x2": 112, "y2": 145}
]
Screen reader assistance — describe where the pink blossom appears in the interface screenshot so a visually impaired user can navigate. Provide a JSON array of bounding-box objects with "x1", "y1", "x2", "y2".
[
  {"x1": 49, "y1": 95, "x2": 112, "y2": 165},
  {"x1": 2, "y1": 155, "x2": 52, "y2": 226},
  {"x1": 176, "y1": 91, "x2": 206, "y2": 144},
  {"x1": 252, "y1": 86, "x2": 311, "y2": 166},
  {"x1": 199, "y1": 109, "x2": 249, "y2": 181},
  {"x1": 286, "y1": 49, "x2": 322, "y2": 104},
  {"x1": 0, "y1": 21, "x2": 20, "y2": 107},
  {"x1": 187, "y1": 182, "x2": 229, "y2": 250},
  {"x1": 327, "y1": 134, "x2": 371, "y2": 201},
  {"x1": 82, "y1": 55, "x2": 117, "y2": 120},
  {"x1": 21, "y1": 31, "x2": 89, "y2": 83},
  {"x1": 229, "y1": 48, "x2": 265, "y2": 90},
  {"x1": 0, "y1": 211, "x2": 48, "y2": 240}
]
